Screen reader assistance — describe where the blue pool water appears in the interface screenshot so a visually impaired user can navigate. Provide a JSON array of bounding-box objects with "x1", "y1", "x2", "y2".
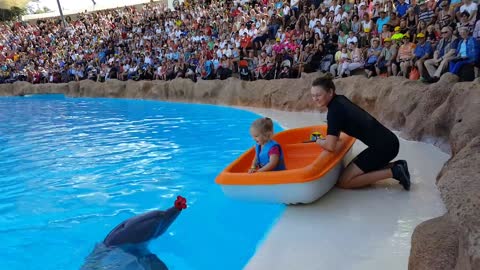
[{"x1": 0, "y1": 94, "x2": 285, "y2": 270}]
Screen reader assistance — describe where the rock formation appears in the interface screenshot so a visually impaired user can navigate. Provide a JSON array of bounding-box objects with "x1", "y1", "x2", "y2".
[{"x1": 1, "y1": 73, "x2": 479, "y2": 269}]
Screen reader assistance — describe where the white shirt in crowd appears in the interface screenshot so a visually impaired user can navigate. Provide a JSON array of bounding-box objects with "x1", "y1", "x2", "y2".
[
  {"x1": 329, "y1": 4, "x2": 342, "y2": 15},
  {"x1": 318, "y1": 17, "x2": 327, "y2": 26},
  {"x1": 144, "y1": 56, "x2": 152, "y2": 65},
  {"x1": 219, "y1": 40, "x2": 227, "y2": 49},
  {"x1": 239, "y1": 27, "x2": 248, "y2": 37},
  {"x1": 128, "y1": 66, "x2": 137, "y2": 74},
  {"x1": 346, "y1": 36, "x2": 358, "y2": 44},
  {"x1": 460, "y1": 2, "x2": 478, "y2": 24},
  {"x1": 175, "y1": 29, "x2": 182, "y2": 38},
  {"x1": 335, "y1": 12, "x2": 349, "y2": 23},
  {"x1": 223, "y1": 48, "x2": 232, "y2": 58},
  {"x1": 216, "y1": 48, "x2": 223, "y2": 58},
  {"x1": 313, "y1": 26, "x2": 324, "y2": 38},
  {"x1": 230, "y1": 37, "x2": 241, "y2": 48}
]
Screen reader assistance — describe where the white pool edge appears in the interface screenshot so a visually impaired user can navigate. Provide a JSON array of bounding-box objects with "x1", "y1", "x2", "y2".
[{"x1": 230, "y1": 106, "x2": 450, "y2": 270}]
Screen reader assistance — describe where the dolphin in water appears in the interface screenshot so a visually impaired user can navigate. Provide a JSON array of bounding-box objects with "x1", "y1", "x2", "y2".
[{"x1": 80, "y1": 196, "x2": 187, "y2": 270}]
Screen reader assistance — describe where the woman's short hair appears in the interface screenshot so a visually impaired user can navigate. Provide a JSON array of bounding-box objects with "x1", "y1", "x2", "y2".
[{"x1": 312, "y1": 73, "x2": 335, "y2": 92}]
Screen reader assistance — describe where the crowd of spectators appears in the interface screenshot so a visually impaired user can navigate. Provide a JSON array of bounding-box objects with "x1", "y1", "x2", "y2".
[{"x1": 0, "y1": 0, "x2": 479, "y2": 85}]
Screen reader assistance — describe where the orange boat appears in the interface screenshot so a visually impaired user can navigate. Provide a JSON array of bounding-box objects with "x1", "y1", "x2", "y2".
[{"x1": 215, "y1": 125, "x2": 356, "y2": 204}]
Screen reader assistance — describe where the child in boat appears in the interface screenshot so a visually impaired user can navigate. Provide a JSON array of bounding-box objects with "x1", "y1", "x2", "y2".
[{"x1": 248, "y1": 117, "x2": 286, "y2": 173}]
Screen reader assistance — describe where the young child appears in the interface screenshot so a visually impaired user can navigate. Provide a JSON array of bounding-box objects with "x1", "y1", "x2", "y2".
[{"x1": 248, "y1": 117, "x2": 286, "y2": 173}]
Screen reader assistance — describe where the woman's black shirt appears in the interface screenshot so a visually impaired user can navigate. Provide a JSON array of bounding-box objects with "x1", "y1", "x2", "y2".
[{"x1": 327, "y1": 94, "x2": 394, "y2": 147}]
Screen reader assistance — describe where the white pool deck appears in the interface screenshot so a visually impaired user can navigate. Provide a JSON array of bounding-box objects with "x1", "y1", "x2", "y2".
[{"x1": 236, "y1": 107, "x2": 450, "y2": 270}]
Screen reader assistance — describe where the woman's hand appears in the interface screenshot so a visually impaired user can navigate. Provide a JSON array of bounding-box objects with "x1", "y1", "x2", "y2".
[
  {"x1": 316, "y1": 135, "x2": 339, "y2": 152},
  {"x1": 248, "y1": 168, "x2": 257, "y2": 174},
  {"x1": 315, "y1": 138, "x2": 326, "y2": 146}
]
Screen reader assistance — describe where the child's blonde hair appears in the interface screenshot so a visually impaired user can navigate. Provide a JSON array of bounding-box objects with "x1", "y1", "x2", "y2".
[{"x1": 251, "y1": 117, "x2": 274, "y2": 136}]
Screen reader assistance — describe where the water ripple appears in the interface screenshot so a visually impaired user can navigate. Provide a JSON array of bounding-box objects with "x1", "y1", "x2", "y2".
[{"x1": 0, "y1": 95, "x2": 284, "y2": 270}]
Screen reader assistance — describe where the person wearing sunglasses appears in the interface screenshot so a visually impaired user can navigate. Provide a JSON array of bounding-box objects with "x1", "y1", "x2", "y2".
[{"x1": 424, "y1": 26, "x2": 459, "y2": 82}]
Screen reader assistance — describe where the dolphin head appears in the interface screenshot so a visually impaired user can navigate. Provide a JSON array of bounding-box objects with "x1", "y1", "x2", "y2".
[{"x1": 103, "y1": 196, "x2": 187, "y2": 247}]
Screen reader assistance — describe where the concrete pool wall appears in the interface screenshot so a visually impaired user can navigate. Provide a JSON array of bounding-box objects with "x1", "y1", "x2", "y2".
[
  {"x1": 241, "y1": 107, "x2": 449, "y2": 270},
  {"x1": 1, "y1": 72, "x2": 479, "y2": 269}
]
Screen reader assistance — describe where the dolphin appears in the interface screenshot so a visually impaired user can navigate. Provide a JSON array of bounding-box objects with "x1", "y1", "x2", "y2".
[{"x1": 80, "y1": 196, "x2": 187, "y2": 270}]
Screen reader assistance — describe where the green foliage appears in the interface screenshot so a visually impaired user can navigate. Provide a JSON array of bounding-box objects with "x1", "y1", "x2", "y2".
[
  {"x1": 0, "y1": 6, "x2": 27, "y2": 21},
  {"x1": 34, "y1": 6, "x2": 53, "y2": 14}
]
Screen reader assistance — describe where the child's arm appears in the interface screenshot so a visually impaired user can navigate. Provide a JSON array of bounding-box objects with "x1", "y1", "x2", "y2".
[
  {"x1": 248, "y1": 155, "x2": 258, "y2": 173},
  {"x1": 256, "y1": 146, "x2": 281, "y2": 173},
  {"x1": 256, "y1": 154, "x2": 280, "y2": 172}
]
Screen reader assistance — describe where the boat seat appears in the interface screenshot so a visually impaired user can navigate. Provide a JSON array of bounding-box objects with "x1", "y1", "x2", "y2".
[{"x1": 283, "y1": 143, "x2": 324, "y2": 170}]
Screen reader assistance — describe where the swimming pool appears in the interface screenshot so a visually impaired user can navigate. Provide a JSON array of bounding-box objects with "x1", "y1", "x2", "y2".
[{"x1": 0, "y1": 94, "x2": 285, "y2": 270}]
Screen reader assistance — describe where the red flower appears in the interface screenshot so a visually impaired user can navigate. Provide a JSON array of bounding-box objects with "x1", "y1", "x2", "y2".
[{"x1": 174, "y1": 196, "x2": 187, "y2": 210}]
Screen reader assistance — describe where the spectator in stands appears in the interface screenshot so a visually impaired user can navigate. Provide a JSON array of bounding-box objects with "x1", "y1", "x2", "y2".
[
  {"x1": 406, "y1": 7, "x2": 419, "y2": 38},
  {"x1": 474, "y1": 19, "x2": 480, "y2": 39},
  {"x1": 365, "y1": 37, "x2": 382, "y2": 78},
  {"x1": 424, "y1": 26, "x2": 459, "y2": 82},
  {"x1": 0, "y1": 0, "x2": 478, "y2": 85},
  {"x1": 376, "y1": 38, "x2": 396, "y2": 76},
  {"x1": 377, "y1": 11, "x2": 391, "y2": 34},
  {"x1": 413, "y1": 33, "x2": 433, "y2": 81},
  {"x1": 448, "y1": 26, "x2": 478, "y2": 75},
  {"x1": 329, "y1": 43, "x2": 344, "y2": 77},
  {"x1": 418, "y1": 0, "x2": 435, "y2": 25},
  {"x1": 345, "y1": 41, "x2": 364, "y2": 76},
  {"x1": 457, "y1": 0, "x2": 478, "y2": 26},
  {"x1": 397, "y1": 0, "x2": 410, "y2": 18}
]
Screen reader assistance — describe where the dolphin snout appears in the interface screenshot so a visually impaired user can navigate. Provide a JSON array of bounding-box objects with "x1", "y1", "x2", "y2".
[
  {"x1": 153, "y1": 206, "x2": 181, "y2": 238},
  {"x1": 102, "y1": 196, "x2": 187, "y2": 247},
  {"x1": 154, "y1": 196, "x2": 187, "y2": 237}
]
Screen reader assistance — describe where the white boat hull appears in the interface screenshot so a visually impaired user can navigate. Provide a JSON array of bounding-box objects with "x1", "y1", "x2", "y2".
[{"x1": 219, "y1": 149, "x2": 354, "y2": 205}]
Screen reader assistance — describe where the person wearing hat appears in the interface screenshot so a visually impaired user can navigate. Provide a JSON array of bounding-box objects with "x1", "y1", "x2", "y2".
[
  {"x1": 391, "y1": 27, "x2": 404, "y2": 40},
  {"x1": 376, "y1": 37, "x2": 397, "y2": 76},
  {"x1": 396, "y1": 33, "x2": 415, "y2": 77},
  {"x1": 413, "y1": 32, "x2": 432, "y2": 81},
  {"x1": 424, "y1": 26, "x2": 459, "y2": 81}
]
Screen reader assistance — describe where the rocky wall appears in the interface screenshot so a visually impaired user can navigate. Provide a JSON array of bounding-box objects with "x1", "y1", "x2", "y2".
[{"x1": 1, "y1": 73, "x2": 479, "y2": 269}]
